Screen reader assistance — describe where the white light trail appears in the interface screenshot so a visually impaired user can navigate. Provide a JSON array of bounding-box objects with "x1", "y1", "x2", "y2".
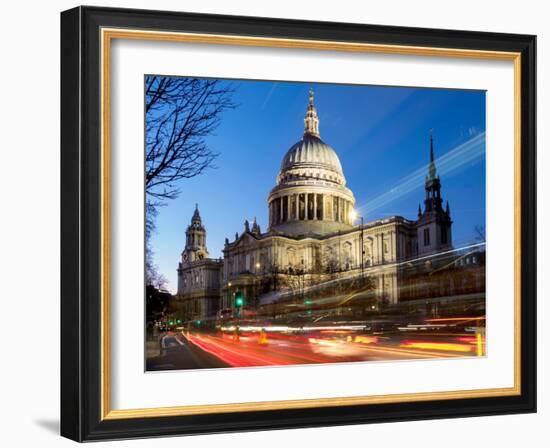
[{"x1": 356, "y1": 132, "x2": 485, "y2": 216}]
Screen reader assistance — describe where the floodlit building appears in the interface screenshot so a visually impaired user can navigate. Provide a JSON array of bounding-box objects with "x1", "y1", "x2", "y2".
[
  {"x1": 176, "y1": 205, "x2": 223, "y2": 320},
  {"x1": 177, "y1": 91, "x2": 460, "y2": 320}
]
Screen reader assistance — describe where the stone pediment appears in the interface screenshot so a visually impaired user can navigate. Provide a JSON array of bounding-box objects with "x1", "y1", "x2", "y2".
[{"x1": 230, "y1": 232, "x2": 261, "y2": 249}]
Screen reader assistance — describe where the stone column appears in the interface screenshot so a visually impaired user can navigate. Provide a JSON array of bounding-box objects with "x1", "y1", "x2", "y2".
[
  {"x1": 344, "y1": 201, "x2": 348, "y2": 224},
  {"x1": 295, "y1": 194, "x2": 299, "y2": 220},
  {"x1": 304, "y1": 193, "x2": 309, "y2": 220},
  {"x1": 390, "y1": 273, "x2": 398, "y2": 304},
  {"x1": 390, "y1": 231, "x2": 395, "y2": 262}
]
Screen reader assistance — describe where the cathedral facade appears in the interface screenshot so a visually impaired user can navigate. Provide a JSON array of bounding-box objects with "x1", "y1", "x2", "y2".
[{"x1": 176, "y1": 91, "x2": 454, "y2": 321}]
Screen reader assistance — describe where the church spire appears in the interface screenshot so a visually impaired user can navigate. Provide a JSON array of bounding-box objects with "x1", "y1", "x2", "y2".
[
  {"x1": 427, "y1": 131, "x2": 437, "y2": 181},
  {"x1": 191, "y1": 203, "x2": 202, "y2": 225},
  {"x1": 421, "y1": 132, "x2": 445, "y2": 215},
  {"x1": 303, "y1": 88, "x2": 320, "y2": 138},
  {"x1": 417, "y1": 132, "x2": 453, "y2": 255}
]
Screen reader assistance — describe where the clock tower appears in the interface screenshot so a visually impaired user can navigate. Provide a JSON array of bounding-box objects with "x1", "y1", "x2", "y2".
[{"x1": 181, "y1": 204, "x2": 209, "y2": 265}]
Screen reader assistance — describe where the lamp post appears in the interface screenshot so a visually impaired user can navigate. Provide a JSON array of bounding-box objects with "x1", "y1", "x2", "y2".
[
  {"x1": 360, "y1": 215, "x2": 364, "y2": 284},
  {"x1": 255, "y1": 262, "x2": 261, "y2": 307},
  {"x1": 300, "y1": 259, "x2": 305, "y2": 303},
  {"x1": 227, "y1": 281, "x2": 232, "y2": 310}
]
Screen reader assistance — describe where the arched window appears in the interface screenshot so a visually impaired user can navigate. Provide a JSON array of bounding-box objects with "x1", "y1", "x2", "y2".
[{"x1": 287, "y1": 247, "x2": 296, "y2": 266}]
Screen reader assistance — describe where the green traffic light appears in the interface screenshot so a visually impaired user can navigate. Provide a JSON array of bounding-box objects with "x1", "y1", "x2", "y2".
[
  {"x1": 304, "y1": 299, "x2": 313, "y2": 305},
  {"x1": 235, "y1": 292, "x2": 245, "y2": 307},
  {"x1": 168, "y1": 321, "x2": 174, "y2": 325},
  {"x1": 176, "y1": 319, "x2": 181, "y2": 324}
]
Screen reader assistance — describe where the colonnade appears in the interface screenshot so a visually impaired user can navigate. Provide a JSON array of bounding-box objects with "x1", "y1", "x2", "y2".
[{"x1": 269, "y1": 193, "x2": 353, "y2": 227}]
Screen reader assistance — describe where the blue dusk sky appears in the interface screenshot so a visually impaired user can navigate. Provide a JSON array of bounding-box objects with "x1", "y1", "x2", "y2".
[{"x1": 149, "y1": 79, "x2": 486, "y2": 293}]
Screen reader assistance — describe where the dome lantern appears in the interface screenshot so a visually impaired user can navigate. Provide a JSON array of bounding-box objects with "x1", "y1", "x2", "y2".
[{"x1": 304, "y1": 88, "x2": 320, "y2": 137}]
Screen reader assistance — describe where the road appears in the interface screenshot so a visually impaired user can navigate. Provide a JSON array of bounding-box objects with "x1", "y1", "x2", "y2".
[
  {"x1": 147, "y1": 329, "x2": 483, "y2": 371},
  {"x1": 146, "y1": 332, "x2": 229, "y2": 370}
]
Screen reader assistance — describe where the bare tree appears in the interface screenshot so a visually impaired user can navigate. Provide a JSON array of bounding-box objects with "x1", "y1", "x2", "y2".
[
  {"x1": 144, "y1": 200, "x2": 167, "y2": 287},
  {"x1": 145, "y1": 76, "x2": 236, "y2": 203},
  {"x1": 145, "y1": 240, "x2": 168, "y2": 289},
  {"x1": 474, "y1": 224, "x2": 486, "y2": 242},
  {"x1": 144, "y1": 76, "x2": 236, "y2": 286}
]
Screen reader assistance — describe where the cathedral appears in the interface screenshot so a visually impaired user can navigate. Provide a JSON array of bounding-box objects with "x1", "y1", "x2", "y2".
[{"x1": 176, "y1": 91, "x2": 458, "y2": 321}]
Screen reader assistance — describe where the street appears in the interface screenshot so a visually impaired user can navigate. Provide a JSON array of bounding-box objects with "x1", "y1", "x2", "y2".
[
  {"x1": 146, "y1": 332, "x2": 228, "y2": 370},
  {"x1": 146, "y1": 326, "x2": 484, "y2": 371}
]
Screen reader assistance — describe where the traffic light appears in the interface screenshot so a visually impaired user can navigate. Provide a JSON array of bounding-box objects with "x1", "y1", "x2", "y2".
[
  {"x1": 176, "y1": 319, "x2": 181, "y2": 324},
  {"x1": 235, "y1": 292, "x2": 245, "y2": 308}
]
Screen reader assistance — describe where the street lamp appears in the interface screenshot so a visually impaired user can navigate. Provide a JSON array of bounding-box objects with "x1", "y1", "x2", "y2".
[
  {"x1": 300, "y1": 259, "x2": 306, "y2": 302},
  {"x1": 226, "y1": 282, "x2": 232, "y2": 310}
]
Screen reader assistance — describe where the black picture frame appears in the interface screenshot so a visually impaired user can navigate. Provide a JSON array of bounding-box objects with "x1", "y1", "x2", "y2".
[{"x1": 61, "y1": 6, "x2": 536, "y2": 442}]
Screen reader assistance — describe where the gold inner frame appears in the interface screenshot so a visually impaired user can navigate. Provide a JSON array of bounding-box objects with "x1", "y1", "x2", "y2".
[{"x1": 100, "y1": 27, "x2": 522, "y2": 420}]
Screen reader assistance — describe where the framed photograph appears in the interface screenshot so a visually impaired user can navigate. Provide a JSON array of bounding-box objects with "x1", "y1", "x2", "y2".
[{"x1": 60, "y1": 6, "x2": 536, "y2": 441}]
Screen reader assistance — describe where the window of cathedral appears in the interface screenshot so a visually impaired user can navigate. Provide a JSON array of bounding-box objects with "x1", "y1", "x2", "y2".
[
  {"x1": 307, "y1": 194, "x2": 314, "y2": 220},
  {"x1": 424, "y1": 228, "x2": 430, "y2": 246},
  {"x1": 316, "y1": 194, "x2": 323, "y2": 220},
  {"x1": 273, "y1": 200, "x2": 278, "y2": 224},
  {"x1": 287, "y1": 247, "x2": 296, "y2": 266}
]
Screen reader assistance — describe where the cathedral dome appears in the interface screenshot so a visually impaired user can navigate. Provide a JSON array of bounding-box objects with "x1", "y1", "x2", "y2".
[
  {"x1": 280, "y1": 135, "x2": 344, "y2": 182},
  {"x1": 267, "y1": 89, "x2": 356, "y2": 237}
]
